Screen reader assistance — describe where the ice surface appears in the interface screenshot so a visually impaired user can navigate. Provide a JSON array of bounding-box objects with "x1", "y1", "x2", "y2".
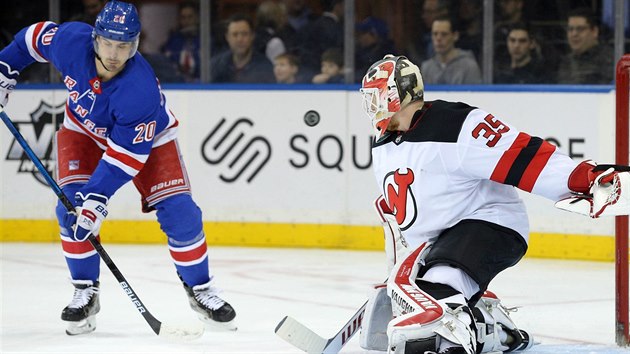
[{"x1": 1, "y1": 243, "x2": 628, "y2": 353}]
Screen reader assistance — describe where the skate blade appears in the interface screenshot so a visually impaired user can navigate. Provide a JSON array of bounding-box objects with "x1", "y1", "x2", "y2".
[
  {"x1": 198, "y1": 315, "x2": 237, "y2": 331},
  {"x1": 65, "y1": 316, "x2": 96, "y2": 335}
]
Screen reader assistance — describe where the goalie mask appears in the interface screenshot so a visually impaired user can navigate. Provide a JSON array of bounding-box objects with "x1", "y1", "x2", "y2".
[
  {"x1": 92, "y1": 0, "x2": 141, "y2": 58},
  {"x1": 360, "y1": 55, "x2": 424, "y2": 142}
]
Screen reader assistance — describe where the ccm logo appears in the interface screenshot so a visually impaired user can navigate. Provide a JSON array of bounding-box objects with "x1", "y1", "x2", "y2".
[{"x1": 150, "y1": 178, "x2": 184, "y2": 193}]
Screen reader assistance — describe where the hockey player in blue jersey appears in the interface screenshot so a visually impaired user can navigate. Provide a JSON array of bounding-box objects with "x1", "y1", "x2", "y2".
[{"x1": 0, "y1": 1, "x2": 236, "y2": 335}]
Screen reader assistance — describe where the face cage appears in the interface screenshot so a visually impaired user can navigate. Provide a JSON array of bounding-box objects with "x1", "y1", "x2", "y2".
[
  {"x1": 93, "y1": 35, "x2": 139, "y2": 59},
  {"x1": 360, "y1": 86, "x2": 394, "y2": 141}
]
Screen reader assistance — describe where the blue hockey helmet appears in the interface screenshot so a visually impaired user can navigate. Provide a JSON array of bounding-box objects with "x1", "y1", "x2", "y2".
[{"x1": 93, "y1": 1, "x2": 141, "y2": 57}]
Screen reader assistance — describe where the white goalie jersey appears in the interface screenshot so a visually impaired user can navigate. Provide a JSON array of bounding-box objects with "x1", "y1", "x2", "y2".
[{"x1": 371, "y1": 100, "x2": 579, "y2": 247}]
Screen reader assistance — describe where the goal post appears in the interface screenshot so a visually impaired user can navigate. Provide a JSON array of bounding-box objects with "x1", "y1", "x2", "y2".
[{"x1": 616, "y1": 53, "x2": 630, "y2": 347}]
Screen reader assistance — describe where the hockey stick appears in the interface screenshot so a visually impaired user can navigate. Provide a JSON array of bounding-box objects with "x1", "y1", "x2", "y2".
[
  {"x1": 275, "y1": 300, "x2": 367, "y2": 354},
  {"x1": 0, "y1": 108, "x2": 204, "y2": 340}
]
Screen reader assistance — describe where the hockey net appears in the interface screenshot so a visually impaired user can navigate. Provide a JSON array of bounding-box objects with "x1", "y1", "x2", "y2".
[{"x1": 616, "y1": 54, "x2": 630, "y2": 347}]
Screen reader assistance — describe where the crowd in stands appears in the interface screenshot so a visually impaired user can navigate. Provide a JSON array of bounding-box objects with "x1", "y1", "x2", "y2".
[{"x1": 1, "y1": 0, "x2": 626, "y2": 85}]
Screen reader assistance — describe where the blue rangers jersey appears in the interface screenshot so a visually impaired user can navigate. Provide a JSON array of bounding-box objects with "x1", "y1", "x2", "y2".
[{"x1": 0, "y1": 21, "x2": 178, "y2": 199}]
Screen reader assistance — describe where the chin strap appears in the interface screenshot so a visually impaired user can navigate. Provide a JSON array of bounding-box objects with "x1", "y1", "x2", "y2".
[{"x1": 95, "y1": 52, "x2": 113, "y2": 72}]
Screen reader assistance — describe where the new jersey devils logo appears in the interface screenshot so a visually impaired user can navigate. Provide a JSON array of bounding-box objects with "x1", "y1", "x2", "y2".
[{"x1": 383, "y1": 168, "x2": 417, "y2": 231}]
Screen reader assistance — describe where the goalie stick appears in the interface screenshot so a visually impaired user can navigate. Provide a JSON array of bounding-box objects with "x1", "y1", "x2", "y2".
[
  {"x1": 0, "y1": 108, "x2": 204, "y2": 340},
  {"x1": 276, "y1": 196, "x2": 400, "y2": 353},
  {"x1": 275, "y1": 300, "x2": 368, "y2": 354}
]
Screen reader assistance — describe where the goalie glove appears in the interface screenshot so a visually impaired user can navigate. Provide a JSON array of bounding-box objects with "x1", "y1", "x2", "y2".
[
  {"x1": 73, "y1": 192, "x2": 109, "y2": 241},
  {"x1": 555, "y1": 161, "x2": 630, "y2": 218}
]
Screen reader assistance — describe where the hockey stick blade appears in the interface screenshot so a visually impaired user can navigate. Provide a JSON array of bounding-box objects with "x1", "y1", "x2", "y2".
[
  {"x1": 158, "y1": 322, "x2": 205, "y2": 341},
  {"x1": 275, "y1": 301, "x2": 367, "y2": 354},
  {"x1": 275, "y1": 316, "x2": 329, "y2": 353}
]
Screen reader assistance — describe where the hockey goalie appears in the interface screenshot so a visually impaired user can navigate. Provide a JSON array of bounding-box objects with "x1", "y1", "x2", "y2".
[{"x1": 357, "y1": 55, "x2": 630, "y2": 354}]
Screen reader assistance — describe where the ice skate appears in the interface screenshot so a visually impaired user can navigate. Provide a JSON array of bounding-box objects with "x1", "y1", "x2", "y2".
[
  {"x1": 502, "y1": 325, "x2": 534, "y2": 352},
  {"x1": 475, "y1": 292, "x2": 535, "y2": 352},
  {"x1": 182, "y1": 277, "x2": 237, "y2": 331},
  {"x1": 61, "y1": 280, "x2": 100, "y2": 335}
]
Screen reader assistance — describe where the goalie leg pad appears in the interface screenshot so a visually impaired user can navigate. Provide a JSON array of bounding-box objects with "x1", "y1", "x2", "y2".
[
  {"x1": 387, "y1": 304, "x2": 477, "y2": 354},
  {"x1": 387, "y1": 244, "x2": 477, "y2": 354},
  {"x1": 360, "y1": 284, "x2": 391, "y2": 351}
]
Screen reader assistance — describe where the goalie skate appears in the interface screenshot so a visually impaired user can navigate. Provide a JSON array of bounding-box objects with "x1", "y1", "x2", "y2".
[
  {"x1": 475, "y1": 291, "x2": 535, "y2": 353},
  {"x1": 182, "y1": 278, "x2": 237, "y2": 331},
  {"x1": 61, "y1": 280, "x2": 100, "y2": 335}
]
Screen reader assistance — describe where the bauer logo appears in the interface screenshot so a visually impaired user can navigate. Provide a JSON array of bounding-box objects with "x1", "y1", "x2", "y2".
[
  {"x1": 5, "y1": 101, "x2": 64, "y2": 186},
  {"x1": 150, "y1": 178, "x2": 185, "y2": 193},
  {"x1": 201, "y1": 117, "x2": 271, "y2": 183}
]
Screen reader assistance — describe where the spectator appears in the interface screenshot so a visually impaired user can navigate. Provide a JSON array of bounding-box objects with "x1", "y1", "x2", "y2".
[
  {"x1": 281, "y1": 0, "x2": 316, "y2": 56},
  {"x1": 495, "y1": 0, "x2": 525, "y2": 41},
  {"x1": 284, "y1": 0, "x2": 316, "y2": 32},
  {"x1": 312, "y1": 48, "x2": 344, "y2": 84},
  {"x1": 273, "y1": 53, "x2": 300, "y2": 83},
  {"x1": 162, "y1": 1, "x2": 200, "y2": 82},
  {"x1": 210, "y1": 13, "x2": 275, "y2": 83},
  {"x1": 602, "y1": 0, "x2": 629, "y2": 42},
  {"x1": 456, "y1": 0, "x2": 482, "y2": 61},
  {"x1": 254, "y1": 1, "x2": 288, "y2": 61},
  {"x1": 406, "y1": 0, "x2": 450, "y2": 65},
  {"x1": 142, "y1": 53, "x2": 186, "y2": 83},
  {"x1": 69, "y1": 0, "x2": 105, "y2": 25},
  {"x1": 420, "y1": 16, "x2": 482, "y2": 84},
  {"x1": 298, "y1": 0, "x2": 345, "y2": 75},
  {"x1": 494, "y1": 0, "x2": 526, "y2": 65},
  {"x1": 355, "y1": 16, "x2": 396, "y2": 81},
  {"x1": 557, "y1": 7, "x2": 613, "y2": 84},
  {"x1": 495, "y1": 22, "x2": 548, "y2": 84}
]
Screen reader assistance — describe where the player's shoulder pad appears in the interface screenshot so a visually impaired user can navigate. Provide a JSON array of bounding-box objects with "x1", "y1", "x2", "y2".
[
  {"x1": 46, "y1": 22, "x2": 93, "y2": 62},
  {"x1": 402, "y1": 100, "x2": 476, "y2": 143},
  {"x1": 54, "y1": 22, "x2": 93, "y2": 46}
]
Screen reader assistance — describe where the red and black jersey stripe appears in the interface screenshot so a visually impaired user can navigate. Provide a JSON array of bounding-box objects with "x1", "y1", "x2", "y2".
[
  {"x1": 373, "y1": 100, "x2": 475, "y2": 147},
  {"x1": 490, "y1": 132, "x2": 556, "y2": 192}
]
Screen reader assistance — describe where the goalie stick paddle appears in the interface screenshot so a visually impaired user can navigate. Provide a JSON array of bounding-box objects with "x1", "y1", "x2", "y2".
[
  {"x1": 275, "y1": 300, "x2": 367, "y2": 354},
  {"x1": 0, "y1": 108, "x2": 204, "y2": 340}
]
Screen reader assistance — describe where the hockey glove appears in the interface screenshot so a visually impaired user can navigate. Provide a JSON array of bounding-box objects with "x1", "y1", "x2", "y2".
[
  {"x1": 73, "y1": 192, "x2": 109, "y2": 241},
  {"x1": 60, "y1": 206, "x2": 78, "y2": 237},
  {"x1": 556, "y1": 161, "x2": 630, "y2": 218},
  {"x1": 0, "y1": 62, "x2": 17, "y2": 108}
]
